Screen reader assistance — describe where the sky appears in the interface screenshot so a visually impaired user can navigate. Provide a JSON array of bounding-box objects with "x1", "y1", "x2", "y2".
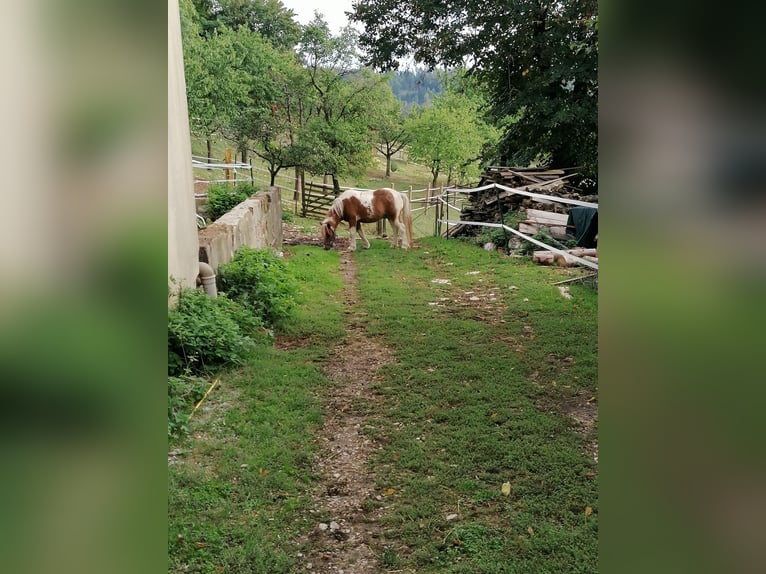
[{"x1": 279, "y1": 0, "x2": 356, "y2": 34}]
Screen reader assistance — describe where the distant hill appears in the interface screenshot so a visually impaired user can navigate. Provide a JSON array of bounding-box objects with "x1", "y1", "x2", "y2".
[{"x1": 388, "y1": 69, "x2": 444, "y2": 111}]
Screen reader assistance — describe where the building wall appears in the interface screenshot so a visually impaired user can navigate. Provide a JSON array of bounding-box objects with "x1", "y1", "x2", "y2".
[{"x1": 167, "y1": 0, "x2": 199, "y2": 299}]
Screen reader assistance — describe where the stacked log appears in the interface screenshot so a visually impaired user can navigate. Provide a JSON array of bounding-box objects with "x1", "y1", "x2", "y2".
[{"x1": 451, "y1": 166, "x2": 596, "y2": 238}]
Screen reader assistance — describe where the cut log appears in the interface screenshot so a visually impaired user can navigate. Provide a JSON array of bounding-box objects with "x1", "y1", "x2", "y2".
[{"x1": 532, "y1": 249, "x2": 598, "y2": 267}]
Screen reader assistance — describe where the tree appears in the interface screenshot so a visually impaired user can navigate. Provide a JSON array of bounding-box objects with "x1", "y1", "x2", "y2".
[
  {"x1": 296, "y1": 16, "x2": 387, "y2": 193},
  {"x1": 181, "y1": 23, "x2": 251, "y2": 160},
  {"x1": 370, "y1": 85, "x2": 409, "y2": 177},
  {"x1": 349, "y1": 0, "x2": 598, "y2": 186},
  {"x1": 190, "y1": 0, "x2": 301, "y2": 48},
  {"x1": 405, "y1": 87, "x2": 498, "y2": 187}
]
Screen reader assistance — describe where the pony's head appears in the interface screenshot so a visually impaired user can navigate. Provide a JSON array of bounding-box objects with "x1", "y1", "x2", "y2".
[{"x1": 319, "y1": 218, "x2": 337, "y2": 250}]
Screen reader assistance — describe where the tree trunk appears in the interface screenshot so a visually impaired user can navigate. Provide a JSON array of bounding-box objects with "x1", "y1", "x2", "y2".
[
  {"x1": 332, "y1": 174, "x2": 341, "y2": 195},
  {"x1": 385, "y1": 154, "x2": 392, "y2": 177},
  {"x1": 431, "y1": 171, "x2": 439, "y2": 188},
  {"x1": 240, "y1": 148, "x2": 247, "y2": 164},
  {"x1": 270, "y1": 168, "x2": 277, "y2": 186},
  {"x1": 206, "y1": 138, "x2": 213, "y2": 162}
]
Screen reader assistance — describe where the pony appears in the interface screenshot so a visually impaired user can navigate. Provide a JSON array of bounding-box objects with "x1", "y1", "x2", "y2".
[{"x1": 319, "y1": 188, "x2": 414, "y2": 251}]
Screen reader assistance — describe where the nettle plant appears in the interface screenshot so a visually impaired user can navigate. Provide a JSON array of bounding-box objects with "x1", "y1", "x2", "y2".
[
  {"x1": 168, "y1": 289, "x2": 266, "y2": 376},
  {"x1": 217, "y1": 247, "x2": 298, "y2": 327},
  {"x1": 206, "y1": 182, "x2": 256, "y2": 221}
]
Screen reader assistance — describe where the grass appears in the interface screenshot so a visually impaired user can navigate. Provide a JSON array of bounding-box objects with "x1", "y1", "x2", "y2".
[
  {"x1": 168, "y1": 238, "x2": 598, "y2": 573},
  {"x1": 353, "y1": 237, "x2": 598, "y2": 572},
  {"x1": 168, "y1": 247, "x2": 344, "y2": 574}
]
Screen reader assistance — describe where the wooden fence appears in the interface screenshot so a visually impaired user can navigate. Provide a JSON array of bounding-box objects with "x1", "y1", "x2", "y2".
[{"x1": 301, "y1": 182, "x2": 336, "y2": 218}]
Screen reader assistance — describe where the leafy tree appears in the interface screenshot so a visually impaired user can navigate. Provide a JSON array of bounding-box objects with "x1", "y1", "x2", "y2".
[
  {"x1": 296, "y1": 16, "x2": 387, "y2": 193},
  {"x1": 181, "y1": 24, "x2": 251, "y2": 160},
  {"x1": 350, "y1": 0, "x2": 598, "y2": 186},
  {"x1": 190, "y1": 0, "x2": 301, "y2": 48},
  {"x1": 370, "y1": 85, "x2": 409, "y2": 177},
  {"x1": 405, "y1": 87, "x2": 498, "y2": 187}
]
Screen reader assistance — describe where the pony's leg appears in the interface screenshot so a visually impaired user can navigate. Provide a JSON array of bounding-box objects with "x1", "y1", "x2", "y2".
[
  {"x1": 348, "y1": 224, "x2": 357, "y2": 251},
  {"x1": 357, "y1": 223, "x2": 371, "y2": 248},
  {"x1": 389, "y1": 217, "x2": 400, "y2": 248}
]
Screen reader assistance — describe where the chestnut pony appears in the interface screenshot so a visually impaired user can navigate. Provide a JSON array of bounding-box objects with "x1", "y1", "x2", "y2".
[{"x1": 319, "y1": 188, "x2": 413, "y2": 251}]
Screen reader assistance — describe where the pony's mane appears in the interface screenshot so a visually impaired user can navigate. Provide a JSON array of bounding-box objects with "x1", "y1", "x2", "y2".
[{"x1": 330, "y1": 196, "x2": 345, "y2": 219}]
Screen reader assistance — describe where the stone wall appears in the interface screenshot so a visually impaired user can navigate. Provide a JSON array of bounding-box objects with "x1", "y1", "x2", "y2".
[{"x1": 198, "y1": 187, "x2": 283, "y2": 271}]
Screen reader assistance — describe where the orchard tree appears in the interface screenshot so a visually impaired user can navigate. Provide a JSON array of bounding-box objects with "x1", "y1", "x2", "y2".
[
  {"x1": 371, "y1": 85, "x2": 409, "y2": 177},
  {"x1": 181, "y1": 23, "x2": 251, "y2": 160},
  {"x1": 297, "y1": 16, "x2": 387, "y2": 193},
  {"x1": 350, "y1": 0, "x2": 598, "y2": 185},
  {"x1": 405, "y1": 89, "x2": 498, "y2": 187}
]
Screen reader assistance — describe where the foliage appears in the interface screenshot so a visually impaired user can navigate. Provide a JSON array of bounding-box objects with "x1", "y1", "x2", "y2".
[
  {"x1": 371, "y1": 85, "x2": 410, "y2": 177},
  {"x1": 217, "y1": 247, "x2": 298, "y2": 326},
  {"x1": 296, "y1": 17, "x2": 387, "y2": 192},
  {"x1": 168, "y1": 289, "x2": 266, "y2": 376},
  {"x1": 207, "y1": 182, "x2": 255, "y2": 220},
  {"x1": 350, "y1": 0, "x2": 598, "y2": 185},
  {"x1": 168, "y1": 374, "x2": 209, "y2": 437},
  {"x1": 281, "y1": 210, "x2": 294, "y2": 222},
  {"x1": 405, "y1": 84, "x2": 499, "y2": 187},
  {"x1": 187, "y1": 0, "x2": 301, "y2": 49}
]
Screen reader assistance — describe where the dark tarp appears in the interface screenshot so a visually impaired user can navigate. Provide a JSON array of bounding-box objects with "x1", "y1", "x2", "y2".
[{"x1": 567, "y1": 207, "x2": 598, "y2": 248}]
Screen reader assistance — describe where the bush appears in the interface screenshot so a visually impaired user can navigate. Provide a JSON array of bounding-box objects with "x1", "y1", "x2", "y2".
[
  {"x1": 281, "y1": 211, "x2": 294, "y2": 222},
  {"x1": 207, "y1": 182, "x2": 256, "y2": 220},
  {"x1": 168, "y1": 288, "x2": 267, "y2": 376},
  {"x1": 168, "y1": 374, "x2": 208, "y2": 437},
  {"x1": 217, "y1": 247, "x2": 298, "y2": 326}
]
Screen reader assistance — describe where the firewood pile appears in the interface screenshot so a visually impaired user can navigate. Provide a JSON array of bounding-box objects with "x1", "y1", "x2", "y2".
[{"x1": 448, "y1": 166, "x2": 597, "y2": 238}]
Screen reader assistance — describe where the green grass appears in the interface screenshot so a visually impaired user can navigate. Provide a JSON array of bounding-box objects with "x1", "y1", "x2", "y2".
[
  {"x1": 168, "y1": 247, "x2": 344, "y2": 574},
  {"x1": 168, "y1": 238, "x2": 597, "y2": 573},
  {"x1": 353, "y1": 237, "x2": 598, "y2": 572}
]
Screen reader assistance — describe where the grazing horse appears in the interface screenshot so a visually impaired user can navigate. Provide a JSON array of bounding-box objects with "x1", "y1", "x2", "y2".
[{"x1": 319, "y1": 188, "x2": 414, "y2": 251}]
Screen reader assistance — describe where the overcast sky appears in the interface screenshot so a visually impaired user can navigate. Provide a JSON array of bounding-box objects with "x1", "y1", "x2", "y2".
[{"x1": 279, "y1": 0, "x2": 356, "y2": 34}]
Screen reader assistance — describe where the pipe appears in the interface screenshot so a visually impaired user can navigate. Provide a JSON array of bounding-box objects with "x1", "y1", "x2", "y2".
[{"x1": 197, "y1": 261, "x2": 217, "y2": 298}]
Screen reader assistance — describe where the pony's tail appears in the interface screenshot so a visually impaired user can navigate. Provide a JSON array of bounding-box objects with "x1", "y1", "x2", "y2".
[{"x1": 401, "y1": 193, "x2": 414, "y2": 248}]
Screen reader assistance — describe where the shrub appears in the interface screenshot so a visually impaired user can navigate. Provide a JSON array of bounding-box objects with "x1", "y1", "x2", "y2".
[
  {"x1": 281, "y1": 211, "x2": 294, "y2": 222},
  {"x1": 168, "y1": 374, "x2": 208, "y2": 437},
  {"x1": 168, "y1": 288, "x2": 266, "y2": 376},
  {"x1": 207, "y1": 182, "x2": 256, "y2": 220},
  {"x1": 217, "y1": 247, "x2": 298, "y2": 327}
]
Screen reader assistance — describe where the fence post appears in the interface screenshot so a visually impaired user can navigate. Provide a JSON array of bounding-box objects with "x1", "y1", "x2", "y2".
[
  {"x1": 425, "y1": 185, "x2": 430, "y2": 214},
  {"x1": 433, "y1": 189, "x2": 439, "y2": 236},
  {"x1": 446, "y1": 186, "x2": 450, "y2": 237},
  {"x1": 224, "y1": 148, "x2": 232, "y2": 182},
  {"x1": 249, "y1": 158, "x2": 254, "y2": 187},
  {"x1": 440, "y1": 187, "x2": 445, "y2": 236},
  {"x1": 293, "y1": 168, "x2": 300, "y2": 216}
]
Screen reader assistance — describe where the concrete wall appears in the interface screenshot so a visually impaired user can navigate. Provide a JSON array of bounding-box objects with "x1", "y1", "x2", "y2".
[
  {"x1": 198, "y1": 188, "x2": 283, "y2": 271},
  {"x1": 167, "y1": 0, "x2": 199, "y2": 298}
]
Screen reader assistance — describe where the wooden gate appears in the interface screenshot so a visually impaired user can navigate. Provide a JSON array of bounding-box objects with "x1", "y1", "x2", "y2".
[{"x1": 301, "y1": 182, "x2": 336, "y2": 218}]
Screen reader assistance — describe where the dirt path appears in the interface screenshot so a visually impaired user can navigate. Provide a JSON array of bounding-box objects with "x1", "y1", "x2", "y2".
[{"x1": 297, "y1": 255, "x2": 394, "y2": 574}]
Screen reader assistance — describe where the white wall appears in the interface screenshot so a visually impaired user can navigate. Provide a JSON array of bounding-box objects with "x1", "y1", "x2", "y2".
[{"x1": 167, "y1": 0, "x2": 199, "y2": 299}]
